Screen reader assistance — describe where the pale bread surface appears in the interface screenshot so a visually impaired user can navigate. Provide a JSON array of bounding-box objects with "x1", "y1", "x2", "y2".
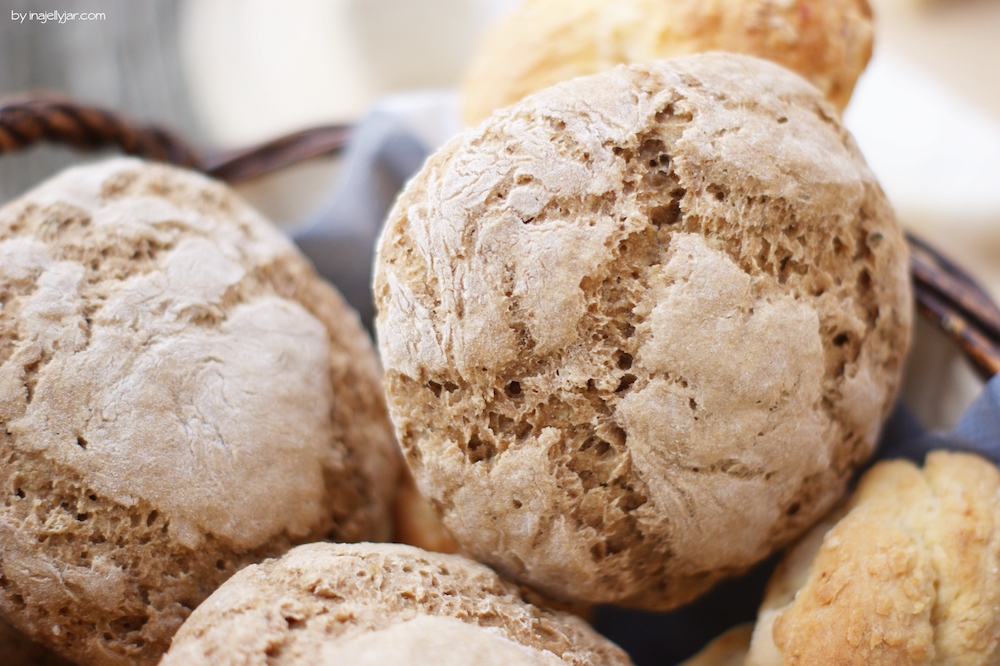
[
  {"x1": 375, "y1": 53, "x2": 912, "y2": 609},
  {"x1": 0, "y1": 159, "x2": 399, "y2": 665},
  {"x1": 161, "y1": 542, "x2": 632, "y2": 665}
]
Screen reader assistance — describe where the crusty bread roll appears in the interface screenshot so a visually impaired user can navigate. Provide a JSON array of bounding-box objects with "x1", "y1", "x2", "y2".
[
  {"x1": 462, "y1": 0, "x2": 873, "y2": 124},
  {"x1": 375, "y1": 53, "x2": 911, "y2": 610},
  {"x1": 0, "y1": 159, "x2": 400, "y2": 665},
  {"x1": 160, "y1": 542, "x2": 632, "y2": 665},
  {"x1": 745, "y1": 451, "x2": 1000, "y2": 665}
]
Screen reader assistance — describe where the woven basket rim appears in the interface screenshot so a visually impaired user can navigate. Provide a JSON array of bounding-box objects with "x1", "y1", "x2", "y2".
[{"x1": 1, "y1": 92, "x2": 997, "y2": 379}]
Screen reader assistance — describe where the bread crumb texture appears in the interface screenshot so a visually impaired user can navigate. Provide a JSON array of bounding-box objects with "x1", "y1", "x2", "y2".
[
  {"x1": 461, "y1": 0, "x2": 873, "y2": 124},
  {"x1": 375, "y1": 53, "x2": 911, "y2": 609},
  {"x1": 747, "y1": 451, "x2": 1000, "y2": 666},
  {"x1": 161, "y1": 542, "x2": 632, "y2": 665},
  {"x1": 0, "y1": 159, "x2": 399, "y2": 666}
]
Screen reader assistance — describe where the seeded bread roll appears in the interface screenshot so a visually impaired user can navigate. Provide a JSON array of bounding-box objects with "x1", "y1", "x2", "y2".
[
  {"x1": 461, "y1": 0, "x2": 873, "y2": 124},
  {"x1": 375, "y1": 53, "x2": 911, "y2": 609},
  {"x1": 0, "y1": 159, "x2": 400, "y2": 666},
  {"x1": 745, "y1": 451, "x2": 1000, "y2": 666},
  {"x1": 161, "y1": 542, "x2": 632, "y2": 665}
]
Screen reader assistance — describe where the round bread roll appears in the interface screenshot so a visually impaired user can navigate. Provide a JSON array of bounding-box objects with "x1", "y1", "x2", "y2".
[
  {"x1": 161, "y1": 542, "x2": 632, "y2": 665},
  {"x1": 375, "y1": 53, "x2": 911, "y2": 609},
  {"x1": 745, "y1": 451, "x2": 1000, "y2": 665},
  {"x1": 0, "y1": 159, "x2": 399, "y2": 666},
  {"x1": 462, "y1": 0, "x2": 873, "y2": 124}
]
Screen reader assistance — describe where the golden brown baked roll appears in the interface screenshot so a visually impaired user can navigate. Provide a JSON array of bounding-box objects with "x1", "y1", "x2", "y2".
[
  {"x1": 0, "y1": 159, "x2": 400, "y2": 665},
  {"x1": 462, "y1": 0, "x2": 874, "y2": 124},
  {"x1": 160, "y1": 542, "x2": 633, "y2": 665},
  {"x1": 374, "y1": 53, "x2": 911, "y2": 610},
  {"x1": 745, "y1": 451, "x2": 1000, "y2": 665}
]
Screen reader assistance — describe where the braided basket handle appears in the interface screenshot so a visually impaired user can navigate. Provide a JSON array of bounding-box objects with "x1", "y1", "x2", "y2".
[
  {"x1": 0, "y1": 93, "x2": 350, "y2": 183},
  {"x1": 1, "y1": 94, "x2": 998, "y2": 379},
  {"x1": 909, "y1": 235, "x2": 1000, "y2": 379},
  {"x1": 0, "y1": 93, "x2": 201, "y2": 168}
]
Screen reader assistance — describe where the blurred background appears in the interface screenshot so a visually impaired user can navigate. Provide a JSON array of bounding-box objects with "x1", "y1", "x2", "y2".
[{"x1": 0, "y1": 0, "x2": 998, "y2": 422}]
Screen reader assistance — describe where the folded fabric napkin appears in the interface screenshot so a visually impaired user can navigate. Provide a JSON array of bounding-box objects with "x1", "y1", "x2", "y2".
[{"x1": 291, "y1": 91, "x2": 460, "y2": 330}]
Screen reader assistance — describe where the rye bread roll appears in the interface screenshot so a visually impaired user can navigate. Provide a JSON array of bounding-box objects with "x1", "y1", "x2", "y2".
[
  {"x1": 0, "y1": 159, "x2": 399, "y2": 665},
  {"x1": 375, "y1": 53, "x2": 911, "y2": 609},
  {"x1": 161, "y1": 542, "x2": 632, "y2": 665}
]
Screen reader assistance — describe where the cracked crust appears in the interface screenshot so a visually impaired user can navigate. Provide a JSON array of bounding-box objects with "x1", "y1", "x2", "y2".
[
  {"x1": 461, "y1": 0, "x2": 873, "y2": 124},
  {"x1": 746, "y1": 451, "x2": 1000, "y2": 665},
  {"x1": 0, "y1": 159, "x2": 400, "y2": 666},
  {"x1": 375, "y1": 54, "x2": 912, "y2": 609},
  {"x1": 161, "y1": 542, "x2": 632, "y2": 665}
]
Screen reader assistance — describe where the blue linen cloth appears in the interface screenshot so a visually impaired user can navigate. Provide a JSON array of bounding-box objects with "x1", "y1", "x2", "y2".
[
  {"x1": 291, "y1": 91, "x2": 460, "y2": 331},
  {"x1": 294, "y1": 112, "x2": 428, "y2": 329},
  {"x1": 292, "y1": 100, "x2": 1000, "y2": 666}
]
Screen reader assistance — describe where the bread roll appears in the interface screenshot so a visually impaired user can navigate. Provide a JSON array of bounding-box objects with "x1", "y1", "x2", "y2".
[
  {"x1": 375, "y1": 53, "x2": 911, "y2": 609},
  {"x1": 746, "y1": 451, "x2": 1000, "y2": 665},
  {"x1": 161, "y1": 542, "x2": 632, "y2": 665},
  {"x1": 462, "y1": 0, "x2": 873, "y2": 124},
  {"x1": 0, "y1": 159, "x2": 400, "y2": 665}
]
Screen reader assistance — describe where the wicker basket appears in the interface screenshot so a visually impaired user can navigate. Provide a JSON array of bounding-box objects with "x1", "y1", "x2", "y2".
[
  {"x1": 2, "y1": 93, "x2": 995, "y2": 380},
  {"x1": 1, "y1": 93, "x2": 998, "y2": 666}
]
